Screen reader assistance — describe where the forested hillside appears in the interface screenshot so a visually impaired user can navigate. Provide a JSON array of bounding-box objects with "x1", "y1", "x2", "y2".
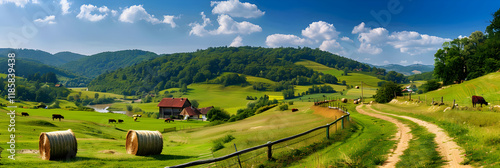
[
  {"x1": 60, "y1": 50, "x2": 159, "y2": 78},
  {"x1": 0, "y1": 48, "x2": 83, "y2": 66},
  {"x1": 88, "y1": 47, "x2": 405, "y2": 95}
]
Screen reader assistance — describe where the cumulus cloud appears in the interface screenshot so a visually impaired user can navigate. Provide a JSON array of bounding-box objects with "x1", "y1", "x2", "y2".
[
  {"x1": 111, "y1": 10, "x2": 118, "y2": 16},
  {"x1": 230, "y1": 36, "x2": 243, "y2": 47},
  {"x1": 34, "y1": 15, "x2": 56, "y2": 24},
  {"x1": 458, "y1": 35, "x2": 468, "y2": 39},
  {"x1": 301, "y1": 21, "x2": 340, "y2": 42},
  {"x1": 341, "y1": 36, "x2": 353, "y2": 42},
  {"x1": 119, "y1": 5, "x2": 177, "y2": 27},
  {"x1": 211, "y1": 0, "x2": 264, "y2": 18},
  {"x1": 60, "y1": 0, "x2": 71, "y2": 15},
  {"x1": 352, "y1": 22, "x2": 451, "y2": 55},
  {"x1": 0, "y1": 0, "x2": 36, "y2": 7},
  {"x1": 189, "y1": 12, "x2": 211, "y2": 36},
  {"x1": 266, "y1": 34, "x2": 312, "y2": 47},
  {"x1": 77, "y1": 4, "x2": 110, "y2": 22},
  {"x1": 319, "y1": 39, "x2": 346, "y2": 55},
  {"x1": 189, "y1": 13, "x2": 261, "y2": 36}
]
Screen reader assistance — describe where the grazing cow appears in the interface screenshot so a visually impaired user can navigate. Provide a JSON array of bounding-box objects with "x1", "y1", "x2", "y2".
[
  {"x1": 472, "y1": 96, "x2": 488, "y2": 107},
  {"x1": 133, "y1": 114, "x2": 142, "y2": 117},
  {"x1": 291, "y1": 108, "x2": 298, "y2": 112},
  {"x1": 52, "y1": 114, "x2": 64, "y2": 121},
  {"x1": 164, "y1": 118, "x2": 174, "y2": 123},
  {"x1": 21, "y1": 112, "x2": 29, "y2": 116},
  {"x1": 118, "y1": 119, "x2": 124, "y2": 123},
  {"x1": 109, "y1": 119, "x2": 117, "y2": 123}
]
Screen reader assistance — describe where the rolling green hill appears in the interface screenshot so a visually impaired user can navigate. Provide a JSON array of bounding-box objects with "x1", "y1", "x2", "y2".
[
  {"x1": 0, "y1": 48, "x2": 84, "y2": 66},
  {"x1": 60, "y1": 50, "x2": 159, "y2": 78},
  {"x1": 415, "y1": 72, "x2": 500, "y2": 106}
]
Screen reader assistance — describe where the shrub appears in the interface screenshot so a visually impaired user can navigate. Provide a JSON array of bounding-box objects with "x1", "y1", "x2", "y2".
[
  {"x1": 279, "y1": 104, "x2": 289, "y2": 111},
  {"x1": 207, "y1": 107, "x2": 231, "y2": 122},
  {"x1": 288, "y1": 101, "x2": 294, "y2": 105},
  {"x1": 211, "y1": 141, "x2": 224, "y2": 152}
]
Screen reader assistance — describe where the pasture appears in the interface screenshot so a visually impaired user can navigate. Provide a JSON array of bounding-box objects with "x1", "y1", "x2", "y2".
[
  {"x1": 67, "y1": 87, "x2": 126, "y2": 99},
  {"x1": 0, "y1": 101, "x2": 347, "y2": 167}
]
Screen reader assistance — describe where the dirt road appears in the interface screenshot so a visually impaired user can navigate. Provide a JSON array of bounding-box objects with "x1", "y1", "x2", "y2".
[
  {"x1": 356, "y1": 105, "x2": 412, "y2": 168},
  {"x1": 364, "y1": 105, "x2": 471, "y2": 168}
]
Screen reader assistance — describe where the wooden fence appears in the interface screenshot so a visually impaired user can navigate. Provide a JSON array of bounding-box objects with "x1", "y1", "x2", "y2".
[{"x1": 166, "y1": 107, "x2": 350, "y2": 168}]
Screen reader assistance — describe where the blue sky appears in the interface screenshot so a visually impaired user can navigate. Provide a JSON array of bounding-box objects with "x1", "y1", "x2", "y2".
[{"x1": 1, "y1": 0, "x2": 499, "y2": 65}]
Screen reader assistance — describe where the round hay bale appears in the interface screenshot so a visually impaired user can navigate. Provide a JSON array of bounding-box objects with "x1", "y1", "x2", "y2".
[
  {"x1": 353, "y1": 100, "x2": 358, "y2": 104},
  {"x1": 126, "y1": 130, "x2": 163, "y2": 156},
  {"x1": 341, "y1": 98, "x2": 347, "y2": 103},
  {"x1": 39, "y1": 129, "x2": 77, "y2": 160}
]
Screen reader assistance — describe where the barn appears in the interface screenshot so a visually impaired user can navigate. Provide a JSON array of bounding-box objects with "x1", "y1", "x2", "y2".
[
  {"x1": 180, "y1": 106, "x2": 202, "y2": 120},
  {"x1": 157, "y1": 98, "x2": 191, "y2": 119},
  {"x1": 198, "y1": 106, "x2": 214, "y2": 121}
]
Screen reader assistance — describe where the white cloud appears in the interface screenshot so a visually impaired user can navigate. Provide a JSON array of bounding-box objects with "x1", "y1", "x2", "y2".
[
  {"x1": 60, "y1": 0, "x2": 71, "y2": 15},
  {"x1": 383, "y1": 60, "x2": 390, "y2": 64},
  {"x1": 301, "y1": 21, "x2": 340, "y2": 42},
  {"x1": 352, "y1": 22, "x2": 369, "y2": 34},
  {"x1": 211, "y1": 14, "x2": 261, "y2": 35},
  {"x1": 189, "y1": 12, "x2": 211, "y2": 36},
  {"x1": 364, "y1": 58, "x2": 371, "y2": 61},
  {"x1": 400, "y1": 60, "x2": 408, "y2": 64},
  {"x1": 266, "y1": 34, "x2": 312, "y2": 47},
  {"x1": 211, "y1": 0, "x2": 264, "y2": 18},
  {"x1": 230, "y1": 36, "x2": 243, "y2": 47},
  {"x1": 413, "y1": 61, "x2": 423, "y2": 64},
  {"x1": 319, "y1": 39, "x2": 346, "y2": 55},
  {"x1": 458, "y1": 35, "x2": 468, "y2": 39},
  {"x1": 341, "y1": 36, "x2": 353, "y2": 42},
  {"x1": 352, "y1": 22, "x2": 451, "y2": 55},
  {"x1": 119, "y1": 5, "x2": 177, "y2": 27},
  {"x1": 34, "y1": 15, "x2": 56, "y2": 24},
  {"x1": 77, "y1": 4, "x2": 110, "y2": 22},
  {"x1": 358, "y1": 43, "x2": 382, "y2": 54},
  {"x1": 111, "y1": 10, "x2": 118, "y2": 16},
  {"x1": 189, "y1": 13, "x2": 261, "y2": 36},
  {"x1": 0, "y1": 0, "x2": 35, "y2": 7}
]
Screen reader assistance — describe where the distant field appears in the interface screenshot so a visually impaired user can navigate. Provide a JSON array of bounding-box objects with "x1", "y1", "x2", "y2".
[
  {"x1": 68, "y1": 87, "x2": 127, "y2": 99},
  {"x1": 295, "y1": 60, "x2": 384, "y2": 87}
]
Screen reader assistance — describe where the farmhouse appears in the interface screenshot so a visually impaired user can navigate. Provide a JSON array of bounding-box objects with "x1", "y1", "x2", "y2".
[
  {"x1": 158, "y1": 98, "x2": 191, "y2": 119},
  {"x1": 180, "y1": 106, "x2": 202, "y2": 120},
  {"x1": 198, "y1": 106, "x2": 214, "y2": 121}
]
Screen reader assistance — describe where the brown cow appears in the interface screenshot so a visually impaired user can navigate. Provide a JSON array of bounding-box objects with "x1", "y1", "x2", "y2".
[
  {"x1": 164, "y1": 118, "x2": 174, "y2": 123},
  {"x1": 472, "y1": 95, "x2": 488, "y2": 107}
]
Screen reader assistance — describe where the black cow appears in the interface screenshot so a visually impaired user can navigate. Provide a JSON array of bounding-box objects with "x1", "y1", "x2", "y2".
[
  {"x1": 21, "y1": 112, "x2": 29, "y2": 116},
  {"x1": 109, "y1": 119, "x2": 117, "y2": 123},
  {"x1": 118, "y1": 119, "x2": 124, "y2": 123},
  {"x1": 472, "y1": 95, "x2": 488, "y2": 107},
  {"x1": 52, "y1": 114, "x2": 64, "y2": 121}
]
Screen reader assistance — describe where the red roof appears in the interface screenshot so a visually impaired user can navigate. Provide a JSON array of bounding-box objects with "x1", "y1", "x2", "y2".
[
  {"x1": 157, "y1": 98, "x2": 190, "y2": 108},
  {"x1": 198, "y1": 106, "x2": 214, "y2": 115},
  {"x1": 180, "y1": 106, "x2": 201, "y2": 116}
]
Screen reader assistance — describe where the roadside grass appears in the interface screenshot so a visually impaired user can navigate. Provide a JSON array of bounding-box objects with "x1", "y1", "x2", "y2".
[
  {"x1": 372, "y1": 102, "x2": 500, "y2": 167},
  {"x1": 290, "y1": 104, "x2": 398, "y2": 167},
  {"x1": 0, "y1": 101, "x2": 347, "y2": 167}
]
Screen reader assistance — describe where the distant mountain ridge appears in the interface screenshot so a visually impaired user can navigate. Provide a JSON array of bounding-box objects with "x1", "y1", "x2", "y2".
[
  {"x1": 371, "y1": 64, "x2": 434, "y2": 75},
  {"x1": 0, "y1": 48, "x2": 85, "y2": 66}
]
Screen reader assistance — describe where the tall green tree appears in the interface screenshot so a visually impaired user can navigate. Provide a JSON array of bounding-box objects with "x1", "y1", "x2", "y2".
[{"x1": 375, "y1": 81, "x2": 402, "y2": 103}]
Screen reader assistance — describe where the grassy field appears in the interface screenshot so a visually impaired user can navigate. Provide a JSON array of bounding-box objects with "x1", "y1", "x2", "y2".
[
  {"x1": 0, "y1": 101, "x2": 349, "y2": 167},
  {"x1": 290, "y1": 104, "x2": 398, "y2": 167},
  {"x1": 414, "y1": 72, "x2": 500, "y2": 106},
  {"x1": 67, "y1": 87, "x2": 127, "y2": 99},
  {"x1": 372, "y1": 101, "x2": 500, "y2": 167}
]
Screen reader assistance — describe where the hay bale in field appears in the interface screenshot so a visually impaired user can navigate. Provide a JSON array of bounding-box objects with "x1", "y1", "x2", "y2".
[
  {"x1": 355, "y1": 86, "x2": 359, "y2": 89},
  {"x1": 39, "y1": 129, "x2": 77, "y2": 160},
  {"x1": 126, "y1": 130, "x2": 163, "y2": 156},
  {"x1": 353, "y1": 100, "x2": 358, "y2": 104},
  {"x1": 341, "y1": 98, "x2": 347, "y2": 103}
]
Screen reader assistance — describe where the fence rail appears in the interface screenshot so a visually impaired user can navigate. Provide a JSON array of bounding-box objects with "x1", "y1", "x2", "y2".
[{"x1": 166, "y1": 106, "x2": 350, "y2": 168}]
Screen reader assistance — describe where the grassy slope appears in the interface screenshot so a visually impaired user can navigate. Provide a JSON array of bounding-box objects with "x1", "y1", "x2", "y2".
[
  {"x1": 0, "y1": 101, "x2": 343, "y2": 167},
  {"x1": 415, "y1": 72, "x2": 500, "y2": 106},
  {"x1": 67, "y1": 87, "x2": 126, "y2": 99},
  {"x1": 372, "y1": 101, "x2": 500, "y2": 167}
]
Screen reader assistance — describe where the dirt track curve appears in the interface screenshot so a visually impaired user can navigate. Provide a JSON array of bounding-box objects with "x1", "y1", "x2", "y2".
[
  {"x1": 356, "y1": 105, "x2": 412, "y2": 168},
  {"x1": 363, "y1": 105, "x2": 471, "y2": 168}
]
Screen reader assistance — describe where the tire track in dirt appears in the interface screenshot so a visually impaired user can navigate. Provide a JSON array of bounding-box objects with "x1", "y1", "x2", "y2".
[
  {"x1": 366, "y1": 105, "x2": 471, "y2": 168},
  {"x1": 356, "y1": 105, "x2": 412, "y2": 168}
]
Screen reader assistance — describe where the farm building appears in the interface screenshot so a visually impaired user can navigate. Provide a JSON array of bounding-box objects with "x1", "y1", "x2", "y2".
[
  {"x1": 198, "y1": 106, "x2": 214, "y2": 121},
  {"x1": 180, "y1": 106, "x2": 202, "y2": 120},
  {"x1": 158, "y1": 98, "x2": 191, "y2": 119}
]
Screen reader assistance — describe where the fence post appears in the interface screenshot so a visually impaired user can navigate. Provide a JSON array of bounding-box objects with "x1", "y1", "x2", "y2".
[
  {"x1": 341, "y1": 117, "x2": 344, "y2": 129},
  {"x1": 326, "y1": 124, "x2": 330, "y2": 139},
  {"x1": 267, "y1": 141, "x2": 272, "y2": 160},
  {"x1": 234, "y1": 144, "x2": 242, "y2": 168},
  {"x1": 453, "y1": 99, "x2": 456, "y2": 109}
]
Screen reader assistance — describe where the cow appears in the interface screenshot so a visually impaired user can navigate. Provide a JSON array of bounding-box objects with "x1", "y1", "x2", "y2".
[
  {"x1": 109, "y1": 119, "x2": 117, "y2": 123},
  {"x1": 291, "y1": 108, "x2": 298, "y2": 112},
  {"x1": 118, "y1": 119, "x2": 124, "y2": 123},
  {"x1": 132, "y1": 114, "x2": 142, "y2": 117},
  {"x1": 164, "y1": 118, "x2": 174, "y2": 123},
  {"x1": 52, "y1": 114, "x2": 64, "y2": 121},
  {"x1": 21, "y1": 112, "x2": 29, "y2": 116},
  {"x1": 472, "y1": 95, "x2": 488, "y2": 107}
]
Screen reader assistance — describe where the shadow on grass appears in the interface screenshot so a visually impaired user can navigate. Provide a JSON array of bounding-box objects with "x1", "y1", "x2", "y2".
[{"x1": 146, "y1": 154, "x2": 196, "y2": 160}]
